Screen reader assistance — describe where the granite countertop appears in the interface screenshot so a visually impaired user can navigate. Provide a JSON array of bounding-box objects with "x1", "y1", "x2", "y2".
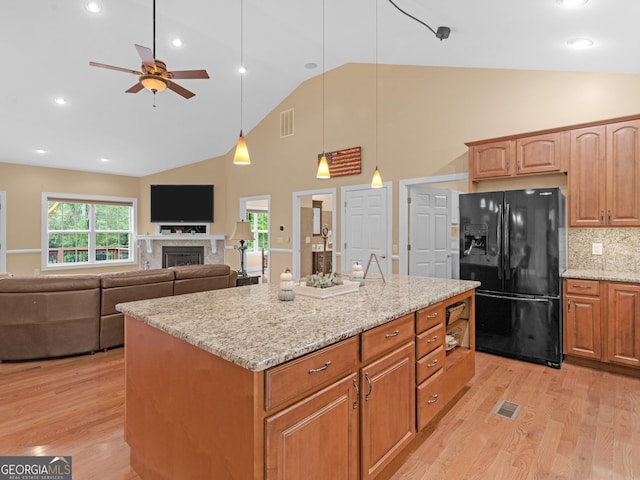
[
  {"x1": 117, "y1": 274, "x2": 479, "y2": 372},
  {"x1": 563, "y1": 269, "x2": 640, "y2": 283}
]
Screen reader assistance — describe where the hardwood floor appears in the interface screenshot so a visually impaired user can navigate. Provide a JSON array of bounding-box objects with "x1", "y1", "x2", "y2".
[{"x1": 1, "y1": 349, "x2": 639, "y2": 480}]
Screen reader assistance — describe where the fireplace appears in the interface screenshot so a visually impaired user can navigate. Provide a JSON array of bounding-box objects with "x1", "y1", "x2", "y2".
[{"x1": 162, "y1": 246, "x2": 205, "y2": 268}]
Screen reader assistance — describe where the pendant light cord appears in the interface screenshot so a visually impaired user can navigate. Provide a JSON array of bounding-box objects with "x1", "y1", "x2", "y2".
[
  {"x1": 387, "y1": 0, "x2": 437, "y2": 37},
  {"x1": 322, "y1": 0, "x2": 325, "y2": 153},
  {"x1": 375, "y1": 0, "x2": 379, "y2": 172},
  {"x1": 240, "y1": 0, "x2": 244, "y2": 131}
]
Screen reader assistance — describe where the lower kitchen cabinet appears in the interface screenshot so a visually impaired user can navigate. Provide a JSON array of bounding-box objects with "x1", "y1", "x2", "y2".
[
  {"x1": 564, "y1": 278, "x2": 640, "y2": 374},
  {"x1": 360, "y1": 342, "x2": 416, "y2": 480},
  {"x1": 607, "y1": 282, "x2": 640, "y2": 367},
  {"x1": 265, "y1": 373, "x2": 359, "y2": 480},
  {"x1": 564, "y1": 279, "x2": 602, "y2": 360}
]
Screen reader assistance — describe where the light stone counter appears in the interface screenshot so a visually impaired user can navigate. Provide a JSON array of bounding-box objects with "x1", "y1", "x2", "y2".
[
  {"x1": 563, "y1": 269, "x2": 640, "y2": 283},
  {"x1": 117, "y1": 274, "x2": 479, "y2": 372}
]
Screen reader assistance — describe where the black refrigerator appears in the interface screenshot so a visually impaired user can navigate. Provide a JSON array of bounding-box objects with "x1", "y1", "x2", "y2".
[{"x1": 459, "y1": 188, "x2": 566, "y2": 368}]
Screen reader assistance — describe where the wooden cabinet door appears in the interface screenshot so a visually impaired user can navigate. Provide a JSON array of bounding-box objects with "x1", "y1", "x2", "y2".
[
  {"x1": 606, "y1": 120, "x2": 640, "y2": 226},
  {"x1": 265, "y1": 374, "x2": 359, "y2": 480},
  {"x1": 569, "y1": 125, "x2": 607, "y2": 226},
  {"x1": 469, "y1": 140, "x2": 515, "y2": 180},
  {"x1": 564, "y1": 294, "x2": 602, "y2": 360},
  {"x1": 606, "y1": 283, "x2": 640, "y2": 367},
  {"x1": 516, "y1": 132, "x2": 565, "y2": 175},
  {"x1": 360, "y1": 342, "x2": 415, "y2": 480}
]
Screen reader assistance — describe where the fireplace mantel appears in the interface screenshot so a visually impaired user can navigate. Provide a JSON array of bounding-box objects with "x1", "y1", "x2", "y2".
[{"x1": 136, "y1": 234, "x2": 226, "y2": 254}]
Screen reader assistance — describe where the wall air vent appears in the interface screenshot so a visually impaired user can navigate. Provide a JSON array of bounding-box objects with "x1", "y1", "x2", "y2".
[{"x1": 280, "y1": 108, "x2": 294, "y2": 138}]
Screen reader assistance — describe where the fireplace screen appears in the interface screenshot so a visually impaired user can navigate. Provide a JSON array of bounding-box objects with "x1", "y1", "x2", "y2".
[{"x1": 162, "y1": 246, "x2": 205, "y2": 268}]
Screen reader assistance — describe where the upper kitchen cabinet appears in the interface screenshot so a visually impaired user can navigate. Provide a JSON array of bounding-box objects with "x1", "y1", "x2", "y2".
[
  {"x1": 467, "y1": 131, "x2": 567, "y2": 188},
  {"x1": 569, "y1": 119, "x2": 640, "y2": 227}
]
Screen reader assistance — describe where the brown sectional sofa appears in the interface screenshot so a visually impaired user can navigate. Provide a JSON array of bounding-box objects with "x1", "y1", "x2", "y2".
[{"x1": 0, "y1": 264, "x2": 237, "y2": 362}]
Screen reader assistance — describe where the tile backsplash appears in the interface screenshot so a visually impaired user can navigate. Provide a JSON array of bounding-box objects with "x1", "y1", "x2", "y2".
[{"x1": 567, "y1": 228, "x2": 640, "y2": 272}]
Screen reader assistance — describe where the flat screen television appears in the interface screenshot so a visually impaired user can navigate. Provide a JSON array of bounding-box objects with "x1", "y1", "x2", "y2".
[{"x1": 150, "y1": 184, "x2": 214, "y2": 223}]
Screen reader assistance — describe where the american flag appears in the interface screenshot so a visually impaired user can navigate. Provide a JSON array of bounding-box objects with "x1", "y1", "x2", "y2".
[{"x1": 318, "y1": 146, "x2": 361, "y2": 177}]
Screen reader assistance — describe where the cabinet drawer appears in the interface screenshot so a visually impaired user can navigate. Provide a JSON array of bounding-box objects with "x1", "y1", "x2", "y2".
[
  {"x1": 416, "y1": 302, "x2": 445, "y2": 333},
  {"x1": 416, "y1": 323, "x2": 445, "y2": 359},
  {"x1": 265, "y1": 336, "x2": 359, "y2": 411},
  {"x1": 416, "y1": 368, "x2": 444, "y2": 431},
  {"x1": 565, "y1": 279, "x2": 600, "y2": 296},
  {"x1": 416, "y1": 345, "x2": 445, "y2": 384},
  {"x1": 361, "y1": 314, "x2": 415, "y2": 363}
]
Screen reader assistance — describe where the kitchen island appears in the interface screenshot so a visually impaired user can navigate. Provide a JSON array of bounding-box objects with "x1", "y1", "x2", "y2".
[{"x1": 118, "y1": 274, "x2": 479, "y2": 479}]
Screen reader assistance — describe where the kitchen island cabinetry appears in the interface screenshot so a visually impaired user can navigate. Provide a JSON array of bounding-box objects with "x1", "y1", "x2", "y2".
[
  {"x1": 569, "y1": 119, "x2": 640, "y2": 227},
  {"x1": 118, "y1": 275, "x2": 478, "y2": 479}
]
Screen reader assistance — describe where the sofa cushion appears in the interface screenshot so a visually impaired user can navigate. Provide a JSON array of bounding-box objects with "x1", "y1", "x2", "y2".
[
  {"x1": 0, "y1": 275, "x2": 101, "y2": 360},
  {"x1": 170, "y1": 264, "x2": 237, "y2": 295}
]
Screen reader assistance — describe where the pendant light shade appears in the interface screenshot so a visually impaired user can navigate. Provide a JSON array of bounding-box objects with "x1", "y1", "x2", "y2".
[
  {"x1": 234, "y1": 130, "x2": 250, "y2": 165},
  {"x1": 371, "y1": 165, "x2": 383, "y2": 188},
  {"x1": 316, "y1": 153, "x2": 330, "y2": 179}
]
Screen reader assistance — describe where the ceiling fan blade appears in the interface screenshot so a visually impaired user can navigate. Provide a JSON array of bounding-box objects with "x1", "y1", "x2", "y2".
[
  {"x1": 166, "y1": 80, "x2": 195, "y2": 99},
  {"x1": 170, "y1": 69, "x2": 210, "y2": 80},
  {"x1": 125, "y1": 83, "x2": 144, "y2": 94},
  {"x1": 90, "y1": 61, "x2": 142, "y2": 75},
  {"x1": 134, "y1": 44, "x2": 156, "y2": 67}
]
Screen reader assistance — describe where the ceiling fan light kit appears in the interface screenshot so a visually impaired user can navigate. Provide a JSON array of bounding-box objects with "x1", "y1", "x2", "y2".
[{"x1": 140, "y1": 75, "x2": 168, "y2": 93}]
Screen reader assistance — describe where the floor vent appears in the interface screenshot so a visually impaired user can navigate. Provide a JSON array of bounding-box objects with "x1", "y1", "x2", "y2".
[
  {"x1": 280, "y1": 108, "x2": 294, "y2": 138},
  {"x1": 493, "y1": 400, "x2": 521, "y2": 420}
]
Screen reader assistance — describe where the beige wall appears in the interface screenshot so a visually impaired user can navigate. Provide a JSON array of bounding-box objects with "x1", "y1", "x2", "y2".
[{"x1": 3, "y1": 64, "x2": 640, "y2": 276}]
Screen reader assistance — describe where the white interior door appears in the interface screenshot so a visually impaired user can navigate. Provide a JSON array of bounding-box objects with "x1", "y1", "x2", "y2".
[
  {"x1": 0, "y1": 191, "x2": 5, "y2": 273},
  {"x1": 343, "y1": 185, "x2": 390, "y2": 274},
  {"x1": 409, "y1": 187, "x2": 451, "y2": 278}
]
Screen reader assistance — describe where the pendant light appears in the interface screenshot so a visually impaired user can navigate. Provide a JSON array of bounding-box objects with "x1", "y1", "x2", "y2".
[
  {"x1": 371, "y1": 0, "x2": 383, "y2": 188},
  {"x1": 316, "y1": 0, "x2": 330, "y2": 179},
  {"x1": 234, "y1": 0, "x2": 250, "y2": 165}
]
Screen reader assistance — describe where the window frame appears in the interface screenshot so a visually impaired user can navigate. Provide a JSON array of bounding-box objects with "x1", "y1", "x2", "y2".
[{"x1": 41, "y1": 192, "x2": 137, "y2": 271}]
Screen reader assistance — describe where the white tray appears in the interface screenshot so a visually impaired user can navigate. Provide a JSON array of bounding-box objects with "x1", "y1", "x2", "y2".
[{"x1": 294, "y1": 280, "x2": 360, "y2": 299}]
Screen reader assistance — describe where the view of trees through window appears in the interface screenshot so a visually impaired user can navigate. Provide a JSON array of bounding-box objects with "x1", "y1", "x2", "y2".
[
  {"x1": 47, "y1": 199, "x2": 133, "y2": 266},
  {"x1": 246, "y1": 210, "x2": 268, "y2": 253}
]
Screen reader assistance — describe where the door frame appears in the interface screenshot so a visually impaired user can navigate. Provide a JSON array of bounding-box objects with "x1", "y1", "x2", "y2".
[
  {"x1": 399, "y1": 173, "x2": 467, "y2": 275},
  {"x1": 292, "y1": 188, "x2": 337, "y2": 280},
  {"x1": 239, "y1": 195, "x2": 271, "y2": 282},
  {"x1": 340, "y1": 182, "x2": 392, "y2": 273},
  {"x1": 0, "y1": 191, "x2": 5, "y2": 273}
]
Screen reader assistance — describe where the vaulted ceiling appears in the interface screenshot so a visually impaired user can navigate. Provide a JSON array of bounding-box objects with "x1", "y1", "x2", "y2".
[{"x1": 2, "y1": 0, "x2": 638, "y2": 177}]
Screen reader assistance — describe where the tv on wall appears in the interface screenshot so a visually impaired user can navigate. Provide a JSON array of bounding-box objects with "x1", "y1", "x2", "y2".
[{"x1": 150, "y1": 184, "x2": 214, "y2": 223}]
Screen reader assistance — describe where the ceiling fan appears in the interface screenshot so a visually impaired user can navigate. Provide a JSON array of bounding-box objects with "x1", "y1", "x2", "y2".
[{"x1": 89, "y1": 0, "x2": 209, "y2": 99}]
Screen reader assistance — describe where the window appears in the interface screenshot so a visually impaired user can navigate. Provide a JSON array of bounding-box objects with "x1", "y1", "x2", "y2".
[
  {"x1": 246, "y1": 209, "x2": 268, "y2": 254},
  {"x1": 43, "y1": 193, "x2": 136, "y2": 269}
]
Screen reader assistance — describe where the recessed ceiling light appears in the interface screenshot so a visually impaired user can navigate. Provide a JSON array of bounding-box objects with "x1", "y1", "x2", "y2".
[
  {"x1": 36, "y1": 148, "x2": 47, "y2": 154},
  {"x1": 238, "y1": 66, "x2": 247, "y2": 74},
  {"x1": 85, "y1": 1, "x2": 103, "y2": 13},
  {"x1": 100, "y1": 157, "x2": 110, "y2": 163},
  {"x1": 171, "y1": 38, "x2": 183, "y2": 47},
  {"x1": 556, "y1": 0, "x2": 588, "y2": 7},
  {"x1": 54, "y1": 97, "x2": 67, "y2": 105},
  {"x1": 567, "y1": 38, "x2": 594, "y2": 49},
  {"x1": 305, "y1": 62, "x2": 318, "y2": 70}
]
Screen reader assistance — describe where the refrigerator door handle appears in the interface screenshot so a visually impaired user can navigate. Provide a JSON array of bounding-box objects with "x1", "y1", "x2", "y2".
[
  {"x1": 496, "y1": 204, "x2": 502, "y2": 280},
  {"x1": 504, "y1": 203, "x2": 511, "y2": 281},
  {"x1": 477, "y1": 291, "x2": 552, "y2": 303}
]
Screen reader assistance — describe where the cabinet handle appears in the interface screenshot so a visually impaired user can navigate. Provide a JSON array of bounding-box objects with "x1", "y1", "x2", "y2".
[
  {"x1": 567, "y1": 298, "x2": 571, "y2": 313},
  {"x1": 572, "y1": 285, "x2": 592, "y2": 289},
  {"x1": 365, "y1": 373, "x2": 373, "y2": 401},
  {"x1": 352, "y1": 379, "x2": 359, "y2": 409},
  {"x1": 427, "y1": 335, "x2": 439, "y2": 343},
  {"x1": 385, "y1": 329, "x2": 400, "y2": 339},
  {"x1": 517, "y1": 160, "x2": 521, "y2": 173},
  {"x1": 426, "y1": 313, "x2": 438, "y2": 319},
  {"x1": 427, "y1": 359, "x2": 439, "y2": 368},
  {"x1": 608, "y1": 210, "x2": 611, "y2": 224},
  {"x1": 427, "y1": 394, "x2": 439, "y2": 404},
  {"x1": 308, "y1": 360, "x2": 331, "y2": 374},
  {"x1": 600, "y1": 210, "x2": 604, "y2": 223}
]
